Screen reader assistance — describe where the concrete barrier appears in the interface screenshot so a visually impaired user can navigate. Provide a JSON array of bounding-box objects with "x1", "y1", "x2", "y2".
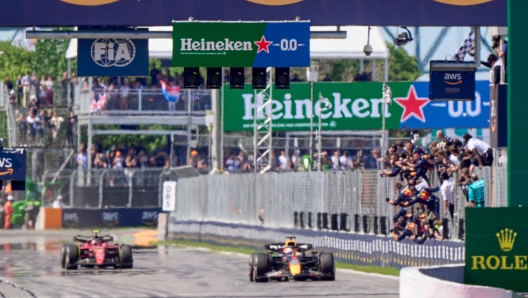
[
  {"x1": 400, "y1": 264, "x2": 520, "y2": 298},
  {"x1": 36, "y1": 207, "x2": 63, "y2": 230}
]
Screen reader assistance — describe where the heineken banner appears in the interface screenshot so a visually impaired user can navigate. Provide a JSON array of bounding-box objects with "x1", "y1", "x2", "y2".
[
  {"x1": 465, "y1": 208, "x2": 528, "y2": 292},
  {"x1": 223, "y1": 81, "x2": 490, "y2": 131},
  {"x1": 172, "y1": 22, "x2": 310, "y2": 67}
]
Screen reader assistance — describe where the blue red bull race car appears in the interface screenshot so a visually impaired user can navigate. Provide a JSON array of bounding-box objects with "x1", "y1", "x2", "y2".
[
  {"x1": 60, "y1": 230, "x2": 133, "y2": 270},
  {"x1": 249, "y1": 237, "x2": 335, "y2": 282}
]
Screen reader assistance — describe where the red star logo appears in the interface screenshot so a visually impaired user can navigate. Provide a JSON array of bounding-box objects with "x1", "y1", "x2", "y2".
[
  {"x1": 394, "y1": 86, "x2": 430, "y2": 123},
  {"x1": 254, "y1": 36, "x2": 273, "y2": 53}
]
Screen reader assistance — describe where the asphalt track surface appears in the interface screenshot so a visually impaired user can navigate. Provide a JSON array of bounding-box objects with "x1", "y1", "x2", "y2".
[{"x1": 0, "y1": 230, "x2": 399, "y2": 298}]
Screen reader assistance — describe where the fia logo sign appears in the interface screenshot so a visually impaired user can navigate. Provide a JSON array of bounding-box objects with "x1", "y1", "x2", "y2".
[
  {"x1": 91, "y1": 38, "x2": 136, "y2": 68},
  {"x1": 444, "y1": 73, "x2": 462, "y2": 85}
]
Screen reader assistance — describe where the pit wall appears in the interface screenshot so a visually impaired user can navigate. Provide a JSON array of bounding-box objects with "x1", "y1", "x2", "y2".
[
  {"x1": 400, "y1": 265, "x2": 523, "y2": 298},
  {"x1": 167, "y1": 219, "x2": 464, "y2": 269}
]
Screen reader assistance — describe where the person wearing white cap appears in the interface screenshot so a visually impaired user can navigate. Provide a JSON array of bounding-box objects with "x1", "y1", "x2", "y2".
[
  {"x1": 4, "y1": 195, "x2": 14, "y2": 230},
  {"x1": 52, "y1": 195, "x2": 66, "y2": 209}
]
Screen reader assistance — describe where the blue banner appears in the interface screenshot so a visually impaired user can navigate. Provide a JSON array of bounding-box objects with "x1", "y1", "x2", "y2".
[
  {"x1": 399, "y1": 81, "x2": 490, "y2": 129},
  {"x1": 77, "y1": 35, "x2": 148, "y2": 77},
  {"x1": 0, "y1": 150, "x2": 26, "y2": 182},
  {"x1": 254, "y1": 22, "x2": 311, "y2": 67},
  {"x1": 0, "y1": 0, "x2": 506, "y2": 27},
  {"x1": 62, "y1": 208, "x2": 161, "y2": 229}
]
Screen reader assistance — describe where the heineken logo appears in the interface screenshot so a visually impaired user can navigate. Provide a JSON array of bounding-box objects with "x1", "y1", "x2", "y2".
[
  {"x1": 180, "y1": 36, "x2": 288, "y2": 54},
  {"x1": 180, "y1": 38, "x2": 254, "y2": 52},
  {"x1": 241, "y1": 92, "x2": 392, "y2": 122}
]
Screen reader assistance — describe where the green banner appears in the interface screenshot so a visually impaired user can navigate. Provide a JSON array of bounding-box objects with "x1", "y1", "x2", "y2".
[
  {"x1": 465, "y1": 208, "x2": 528, "y2": 292},
  {"x1": 223, "y1": 82, "x2": 408, "y2": 132},
  {"x1": 172, "y1": 22, "x2": 310, "y2": 67}
]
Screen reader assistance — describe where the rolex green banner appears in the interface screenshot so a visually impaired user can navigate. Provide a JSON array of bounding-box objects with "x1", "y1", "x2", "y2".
[
  {"x1": 222, "y1": 81, "x2": 491, "y2": 131},
  {"x1": 172, "y1": 22, "x2": 310, "y2": 67},
  {"x1": 465, "y1": 208, "x2": 528, "y2": 292}
]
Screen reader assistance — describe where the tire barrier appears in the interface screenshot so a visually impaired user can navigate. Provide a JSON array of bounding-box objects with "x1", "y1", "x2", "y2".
[{"x1": 167, "y1": 219, "x2": 465, "y2": 269}]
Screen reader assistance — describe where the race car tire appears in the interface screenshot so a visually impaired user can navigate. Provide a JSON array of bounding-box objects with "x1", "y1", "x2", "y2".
[
  {"x1": 253, "y1": 253, "x2": 269, "y2": 283},
  {"x1": 318, "y1": 252, "x2": 335, "y2": 281},
  {"x1": 120, "y1": 244, "x2": 133, "y2": 269},
  {"x1": 60, "y1": 245, "x2": 67, "y2": 269},
  {"x1": 65, "y1": 244, "x2": 79, "y2": 270},
  {"x1": 249, "y1": 254, "x2": 256, "y2": 282}
]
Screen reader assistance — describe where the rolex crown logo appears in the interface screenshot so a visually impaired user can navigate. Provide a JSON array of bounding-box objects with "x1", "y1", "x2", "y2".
[{"x1": 496, "y1": 228, "x2": 517, "y2": 252}]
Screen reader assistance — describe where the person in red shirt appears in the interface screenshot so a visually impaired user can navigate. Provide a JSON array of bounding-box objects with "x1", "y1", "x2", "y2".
[{"x1": 4, "y1": 196, "x2": 14, "y2": 230}]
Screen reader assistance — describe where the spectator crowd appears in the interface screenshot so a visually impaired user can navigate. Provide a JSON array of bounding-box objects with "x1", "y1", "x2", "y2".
[{"x1": 382, "y1": 130, "x2": 492, "y2": 244}]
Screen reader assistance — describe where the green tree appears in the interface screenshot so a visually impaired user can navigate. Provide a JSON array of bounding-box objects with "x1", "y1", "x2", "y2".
[
  {"x1": 0, "y1": 41, "x2": 33, "y2": 80},
  {"x1": 0, "y1": 29, "x2": 73, "y2": 82},
  {"x1": 32, "y1": 38, "x2": 72, "y2": 79},
  {"x1": 386, "y1": 42, "x2": 422, "y2": 82}
]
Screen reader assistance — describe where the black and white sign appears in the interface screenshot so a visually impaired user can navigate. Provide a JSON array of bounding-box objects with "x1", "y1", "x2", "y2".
[{"x1": 162, "y1": 181, "x2": 177, "y2": 212}]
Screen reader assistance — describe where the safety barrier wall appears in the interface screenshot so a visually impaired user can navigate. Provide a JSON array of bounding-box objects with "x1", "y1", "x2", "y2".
[
  {"x1": 168, "y1": 220, "x2": 464, "y2": 269},
  {"x1": 39, "y1": 207, "x2": 161, "y2": 229}
]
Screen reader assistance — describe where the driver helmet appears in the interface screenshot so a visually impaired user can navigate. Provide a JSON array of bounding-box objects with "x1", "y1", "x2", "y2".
[
  {"x1": 284, "y1": 247, "x2": 294, "y2": 255},
  {"x1": 91, "y1": 239, "x2": 98, "y2": 245}
]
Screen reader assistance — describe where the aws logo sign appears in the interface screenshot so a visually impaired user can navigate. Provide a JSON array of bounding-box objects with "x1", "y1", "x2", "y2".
[{"x1": 444, "y1": 73, "x2": 463, "y2": 85}]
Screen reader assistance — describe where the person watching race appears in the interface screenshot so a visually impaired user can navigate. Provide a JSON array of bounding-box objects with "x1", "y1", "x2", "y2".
[{"x1": 468, "y1": 173, "x2": 485, "y2": 207}]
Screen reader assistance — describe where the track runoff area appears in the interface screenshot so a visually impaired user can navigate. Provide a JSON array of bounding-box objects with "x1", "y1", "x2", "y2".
[{"x1": 0, "y1": 230, "x2": 398, "y2": 297}]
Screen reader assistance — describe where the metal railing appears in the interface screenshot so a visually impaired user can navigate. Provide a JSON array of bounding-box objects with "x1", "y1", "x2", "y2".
[
  {"x1": 41, "y1": 168, "x2": 177, "y2": 209},
  {"x1": 78, "y1": 87, "x2": 212, "y2": 116}
]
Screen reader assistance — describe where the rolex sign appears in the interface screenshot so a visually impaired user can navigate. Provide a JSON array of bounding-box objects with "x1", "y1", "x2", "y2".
[
  {"x1": 77, "y1": 30, "x2": 148, "y2": 76},
  {"x1": 465, "y1": 208, "x2": 528, "y2": 292}
]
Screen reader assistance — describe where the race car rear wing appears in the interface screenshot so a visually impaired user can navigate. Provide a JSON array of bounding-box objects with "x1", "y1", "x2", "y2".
[
  {"x1": 73, "y1": 235, "x2": 114, "y2": 243},
  {"x1": 264, "y1": 243, "x2": 313, "y2": 252}
]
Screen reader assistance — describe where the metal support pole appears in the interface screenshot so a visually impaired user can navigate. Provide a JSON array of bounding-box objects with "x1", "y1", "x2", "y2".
[
  {"x1": 500, "y1": 37, "x2": 506, "y2": 85},
  {"x1": 253, "y1": 89, "x2": 258, "y2": 173},
  {"x1": 372, "y1": 60, "x2": 377, "y2": 81},
  {"x1": 384, "y1": 58, "x2": 389, "y2": 82},
  {"x1": 211, "y1": 88, "x2": 220, "y2": 171},
  {"x1": 360, "y1": 59, "x2": 365, "y2": 73},
  {"x1": 87, "y1": 123, "x2": 93, "y2": 186},
  {"x1": 382, "y1": 84, "x2": 387, "y2": 158},
  {"x1": 318, "y1": 92, "x2": 323, "y2": 172},
  {"x1": 128, "y1": 172, "x2": 133, "y2": 208},
  {"x1": 98, "y1": 171, "x2": 106, "y2": 208},
  {"x1": 309, "y1": 81, "x2": 314, "y2": 171},
  {"x1": 67, "y1": 58, "x2": 72, "y2": 78},
  {"x1": 220, "y1": 67, "x2": 225, "y2": 172},
  {"x1": 186, "y1": 90, "x2": 192, "y2": 166},
  {"x1": 170, "y1": 134, "x2": 174, "y2": 167}
]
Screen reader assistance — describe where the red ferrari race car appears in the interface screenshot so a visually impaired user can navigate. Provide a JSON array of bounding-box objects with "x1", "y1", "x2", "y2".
[{"x1": 60, "y1": 230, "x2": 133, "y2": 270}]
